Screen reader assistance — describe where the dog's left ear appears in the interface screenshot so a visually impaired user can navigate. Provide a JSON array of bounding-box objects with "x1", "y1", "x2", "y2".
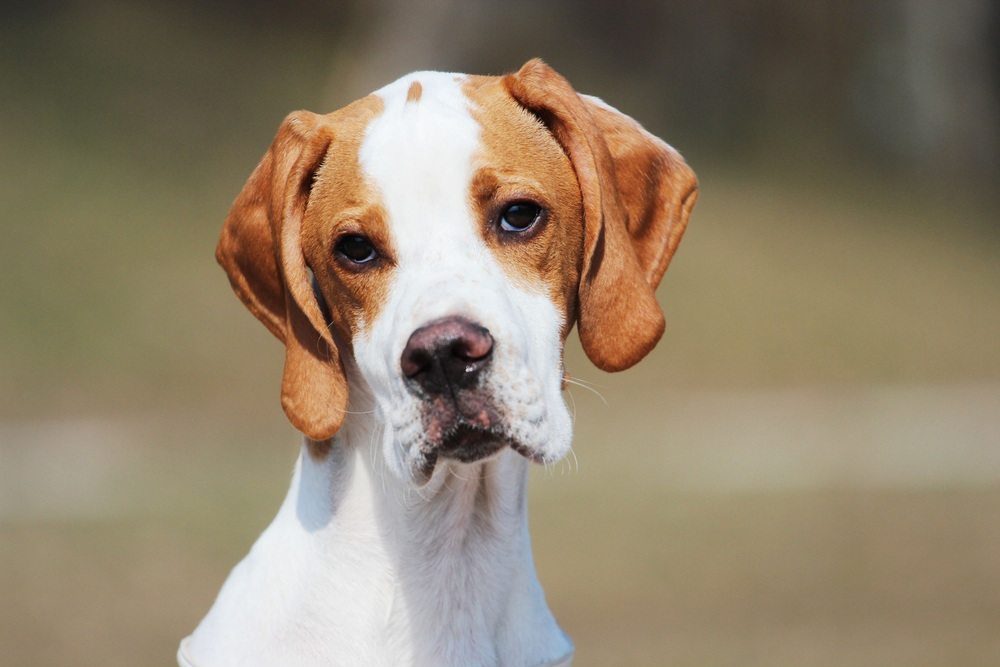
[
  {"x1": 216, "y1": 111, "x2": 348, "y2": 441},
  {"x1": 504, "y1": 59, "x2": 698, "y2": 371}
]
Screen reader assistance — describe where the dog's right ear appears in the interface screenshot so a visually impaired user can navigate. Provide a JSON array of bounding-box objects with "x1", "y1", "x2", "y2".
[
  {"x1": 504, "y1": 60, "x2": 698, "y2": 372},
  {"x1": 216, "y1": 111, "x2": 348, "y2": 441}
]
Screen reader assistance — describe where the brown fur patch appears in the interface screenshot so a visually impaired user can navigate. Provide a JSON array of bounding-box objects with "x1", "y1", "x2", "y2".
[
  {"x1": 462, "y1": 76, "x2": 585, "y2": 336},
  {"x1": 300, "y1": 95, "x2": 394, "y2": 349},
  {"x1": 500, "y1": 59, "x2": 698, "y2": 372},
  {"x1": 217, "y1": 110, "x2": 351, "y2": 442},
  {"x1": 406, "y1": 80, "x2": 423, "y2": 103}
]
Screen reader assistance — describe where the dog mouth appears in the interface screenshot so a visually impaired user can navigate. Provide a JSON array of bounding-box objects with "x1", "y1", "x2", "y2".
[
  {"x1": 421, "y1": 390, "x2": 505, "y2": 454},
  {"x1": 412, "y1": 429, "x2": 542, "y2": 486},
  {"x1": 435, "y1": 423, "x2": 507, "y2": 462},
  {"x1": 409, "y1": 394, "x2": 544, "y2": 484},
  {"x1": 406, "y1": 382, "x2": 553, "y2": 486}
]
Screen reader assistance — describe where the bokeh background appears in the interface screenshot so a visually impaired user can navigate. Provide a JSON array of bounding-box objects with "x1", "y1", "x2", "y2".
[{"x1": 2, "y1": 1, "x2": 999, "y2": 665}]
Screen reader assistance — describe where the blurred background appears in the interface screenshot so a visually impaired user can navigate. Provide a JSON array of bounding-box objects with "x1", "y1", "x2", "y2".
[{"x1": 1, "y1": 1, "x2": 998, "y2": 665}]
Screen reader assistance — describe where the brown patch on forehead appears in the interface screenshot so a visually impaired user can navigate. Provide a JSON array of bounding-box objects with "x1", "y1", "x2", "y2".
[
  {"x1": 300, "y1": 94, "x2": 393, "y2": 348},
  {"x1": 406, "y1": 80, "x2": 423, "y2": 103},
  {"x1": 462, "y1": 76, "x2": 584, "y2": 334}
]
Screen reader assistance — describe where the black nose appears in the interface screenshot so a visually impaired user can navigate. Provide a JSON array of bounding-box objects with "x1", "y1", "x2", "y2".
[{"x1": 401, "y1": 317, "x2": 494, "y2": 395}]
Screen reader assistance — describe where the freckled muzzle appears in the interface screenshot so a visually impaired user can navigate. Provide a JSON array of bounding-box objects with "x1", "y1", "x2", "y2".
[{"x1": 400, "y1": 316, "x2": 507, "y2": 461}]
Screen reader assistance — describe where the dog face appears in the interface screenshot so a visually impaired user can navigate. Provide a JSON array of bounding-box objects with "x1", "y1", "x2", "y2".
[{"x1": 216, "y1": 59, "x2": 697, "y2": 483}]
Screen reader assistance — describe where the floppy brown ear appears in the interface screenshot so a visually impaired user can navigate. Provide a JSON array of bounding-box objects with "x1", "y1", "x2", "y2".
[
  {"x1": 504, "y1": 59, "x2": 698, "y2": 371},
  {"x1": 216, "y1": 111, "x2": 348, "y2": 440}
]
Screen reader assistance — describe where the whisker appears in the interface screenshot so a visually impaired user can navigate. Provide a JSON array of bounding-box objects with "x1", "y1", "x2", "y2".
[
  {"x1": 565, "y1": 375, "x2": 606, "y2": 390},
  {"x1": 374, "y1": 425, "x2": 390, "y2": 496},
  {"x1": 413, "y1": 477, "x2": 433, "y2": 503},
  {"x1": 342, "y1": 408, "x2": 377, "y2": 415},
  {"x1": 564, "y1": 377, "x2": 608, "y2": 405},
  {"x1": 568, "y1": 447, "x2": 579, "y2": 475}
]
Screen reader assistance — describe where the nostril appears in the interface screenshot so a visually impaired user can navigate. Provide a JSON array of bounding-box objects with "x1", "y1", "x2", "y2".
[
  {"x1": 450, "y1": 326, "x2": 493, "y2": 362},
  {"x1": 401, "y1": 347, "x2": 433, "y2": 378}
]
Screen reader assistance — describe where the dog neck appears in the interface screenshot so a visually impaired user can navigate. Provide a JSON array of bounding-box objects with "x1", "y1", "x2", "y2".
[{"x1": 181, "y1": 407, "x2": 573, "y2": 667}]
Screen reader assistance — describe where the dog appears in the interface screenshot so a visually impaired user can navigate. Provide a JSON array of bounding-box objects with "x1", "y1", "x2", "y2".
[{"x1": 178, "y1": 58, "x2": 697, "y2": 667}]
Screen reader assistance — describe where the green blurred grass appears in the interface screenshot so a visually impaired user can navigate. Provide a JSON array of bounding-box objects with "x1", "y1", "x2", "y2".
[{"x1": 1, "y1": 4, "x2": 999, "y2": 667}]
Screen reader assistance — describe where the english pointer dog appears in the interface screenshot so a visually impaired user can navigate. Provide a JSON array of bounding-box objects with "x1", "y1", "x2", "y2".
[{"x1": 179, "y1": 58, "x2": 698, "y2": 667}]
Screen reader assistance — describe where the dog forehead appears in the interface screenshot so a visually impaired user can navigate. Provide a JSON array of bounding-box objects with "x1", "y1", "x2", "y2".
[
  {"x1": 356, "y1": 71, "x2": 576, "y2": 261},
  {"x1": 345, "y1": 72, "x2": 582, "y2": 324},
  {"x1": 359, "y1": 72, "x2": 481, "y2": 250}
]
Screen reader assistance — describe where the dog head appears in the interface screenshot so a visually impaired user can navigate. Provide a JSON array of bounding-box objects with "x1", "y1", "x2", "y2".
[{"x1": 216, "y1": 59, "x2": 697, "y2": 483}]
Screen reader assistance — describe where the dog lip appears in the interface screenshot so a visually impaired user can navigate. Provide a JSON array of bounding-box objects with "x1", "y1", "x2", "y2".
[
  {"x1": 407, "y1": 422, "x2": 546, "y2": 485},
  {"x1": 424, "y1": 389, "x2": 501, "y2": 440},
  {"x1": 436, "y1": 423, "x2": 506, "y2": 462},
  {"x1": 509, "y1": 441, "x2": 547, "y2": 464},
  {"x1": 413, "y1": 389, "x2": 547, "y2": 471}
]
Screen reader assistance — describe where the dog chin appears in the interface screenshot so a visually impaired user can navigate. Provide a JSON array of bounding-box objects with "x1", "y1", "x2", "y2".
[{"x1": 404, "y1": 428, "x2": 548, "y2": 487}]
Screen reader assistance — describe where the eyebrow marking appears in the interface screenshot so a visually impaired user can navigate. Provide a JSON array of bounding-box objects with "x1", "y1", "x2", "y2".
[{"x1": 406, "y1": 80, "x2": 423, "y2": 103}]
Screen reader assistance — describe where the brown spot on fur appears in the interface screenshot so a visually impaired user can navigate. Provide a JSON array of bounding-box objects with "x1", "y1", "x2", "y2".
[
  {"x1": 216, "y1": 95, "x2": 389, "y2": 449},
  {"x1": 406, "y1": 80, "x2": 422, "y2": 103},
  {"x1": 216, "y1": 111, "x2": 350, "y2": 443},
  {"x1": 300, "y1": 95, "x2": 394, "y2": 349},
  {"x1": 498, "y1": 59, "x2": 698, "y2": 372},
  {"x1": 462, "y1": 76, "x2": 584, "y2": 336}
]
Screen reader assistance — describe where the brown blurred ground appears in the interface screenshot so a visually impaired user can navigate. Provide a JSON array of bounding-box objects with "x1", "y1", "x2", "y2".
[{"x1": 1, "y1": 2, "x2": 999, "y2": 666}]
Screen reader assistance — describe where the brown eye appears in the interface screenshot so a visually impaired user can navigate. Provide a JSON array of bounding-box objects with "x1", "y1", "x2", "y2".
[
  {"x1": 334, "y1": 234, "x2": 377, "y2": 264},
  {"x1": 499, "y1": 202, "x2": 543, "y2": 233}
]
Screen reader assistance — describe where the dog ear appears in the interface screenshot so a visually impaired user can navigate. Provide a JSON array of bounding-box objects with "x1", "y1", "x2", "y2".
[
  {"x1": 504, "y1": 59, "x2": 698, "y2": 371},
  {"x1": 216, "y1": 111, "x2": 347, "y2": 441}
]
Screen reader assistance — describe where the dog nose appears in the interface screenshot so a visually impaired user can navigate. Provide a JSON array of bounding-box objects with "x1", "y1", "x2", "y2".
[{"x1": 401, "y1": 317, "x2": 494, "y2": 395}]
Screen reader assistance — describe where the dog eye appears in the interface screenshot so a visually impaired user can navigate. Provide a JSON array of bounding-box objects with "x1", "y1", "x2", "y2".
[
  {"x1": 334, "y1": 235, "x2": 378, "y2": 264},
  {"x1": 499, "y1": 202, "x2": 543, "y2": 233}
]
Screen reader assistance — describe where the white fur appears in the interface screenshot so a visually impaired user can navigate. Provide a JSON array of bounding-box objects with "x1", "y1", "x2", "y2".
[{"x1": 181, "y1": 73, "x2": 575, "y2": 667}]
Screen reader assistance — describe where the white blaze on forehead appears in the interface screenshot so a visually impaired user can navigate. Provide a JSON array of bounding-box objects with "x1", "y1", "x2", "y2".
[{"x1": 359, "y1": 72, "x2": 482, "y2": 270}]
